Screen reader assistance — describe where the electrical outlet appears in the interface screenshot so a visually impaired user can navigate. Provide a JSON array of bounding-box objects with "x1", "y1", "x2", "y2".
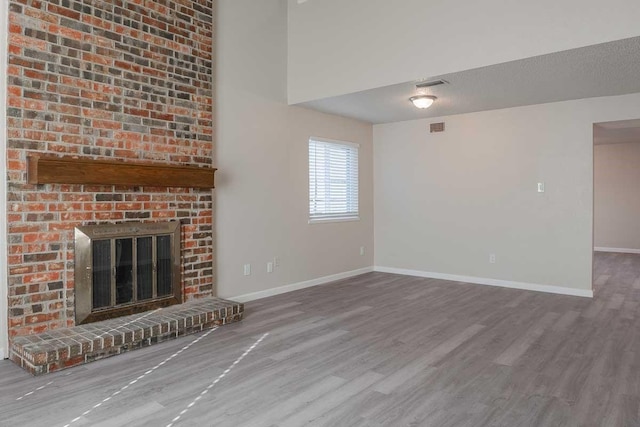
[
  {"x1": 267, "y1": 262, "x2": 274, "y2": 273},
  {"x1": 243, "y1": 264, "x2": 251, "y2": 276},
  {"x1": 360, "y1": 246, "x2": 365, "y2": 256},
  {"x1": 489, "y1": 254, "x2": 496, "y2": 264}
]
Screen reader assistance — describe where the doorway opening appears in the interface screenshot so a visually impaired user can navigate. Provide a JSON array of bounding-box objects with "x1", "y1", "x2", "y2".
[{"x1": 593, "y1": 119, "x2": 640, "y2": 296}]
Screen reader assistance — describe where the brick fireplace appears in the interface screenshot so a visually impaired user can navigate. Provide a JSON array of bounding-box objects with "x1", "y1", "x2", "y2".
[{"x1": 6, "y1": 0, "x2": 217, "y2": 342}]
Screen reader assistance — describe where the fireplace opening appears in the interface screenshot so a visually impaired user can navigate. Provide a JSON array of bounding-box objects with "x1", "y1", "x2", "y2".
[{"x1": 75, "y1": 221, "x2": 182, "y2": 324}]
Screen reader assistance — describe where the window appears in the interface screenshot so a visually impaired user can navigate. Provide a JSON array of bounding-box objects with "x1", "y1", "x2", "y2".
[{"x1": 308, "y1": 137, "x2": 359, "y2": 222}]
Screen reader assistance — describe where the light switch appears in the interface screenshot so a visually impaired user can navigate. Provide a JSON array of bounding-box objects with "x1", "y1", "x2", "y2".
[{"x1": 537, "y1": 182, "x2": 545, "y2": 193}]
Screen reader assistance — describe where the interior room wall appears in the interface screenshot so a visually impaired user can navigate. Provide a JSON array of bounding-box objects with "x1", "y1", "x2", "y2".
[
  {"x1": 374, "y1": 93, "x2": 640, "y2": 295},
  {"x1": 216, "y1": 0, "x2": 374, "y2": 300},
  {"x1": 287, "y1": 0, "x2": 640, "y2": 104},
  {"x1": 594, "y1": 142, "x2": 640, "y2": 252}
]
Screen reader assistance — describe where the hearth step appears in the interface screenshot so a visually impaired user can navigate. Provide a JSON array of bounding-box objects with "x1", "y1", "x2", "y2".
[{"x1": 10, "y1": 297, "x2": 244, "y2": 376}]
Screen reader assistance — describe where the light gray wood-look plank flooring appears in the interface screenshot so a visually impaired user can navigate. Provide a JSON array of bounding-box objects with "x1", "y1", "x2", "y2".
[{"x1": 1, "y1": 252, "x2": 640, "y2": 426}]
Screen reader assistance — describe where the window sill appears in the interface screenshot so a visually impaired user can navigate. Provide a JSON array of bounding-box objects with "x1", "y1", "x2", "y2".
[{"x1": 308, "y1": 216, "x2": 360, "y2": 225}]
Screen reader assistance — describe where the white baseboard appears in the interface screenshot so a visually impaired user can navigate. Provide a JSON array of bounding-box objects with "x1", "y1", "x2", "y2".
[
  {"x1": 374, "y1": 266, "x2": 593, "y2": 298},
  {"x1": 594, "y1": 247, "x2": 640, "y2": 254},
  {"x1": 0, "y1": 349, "x2": 4, "y2": 360},
  {"x1": 230, "y1": 267, "x2": 374, "y2": 303}
]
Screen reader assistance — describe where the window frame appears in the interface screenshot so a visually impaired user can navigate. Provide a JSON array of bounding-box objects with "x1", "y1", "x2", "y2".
[{"x1": 308, "y1": 137, "x2": 360, "y2": 224}]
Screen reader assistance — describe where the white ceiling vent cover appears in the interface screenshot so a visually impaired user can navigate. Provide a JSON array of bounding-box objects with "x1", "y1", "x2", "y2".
[{"x1": 417, "y1": 79, "x2": 448, "y2": 89}]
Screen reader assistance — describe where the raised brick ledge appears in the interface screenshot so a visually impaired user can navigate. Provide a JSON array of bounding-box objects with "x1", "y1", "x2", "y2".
[{"x1": 10, "y1": 297, "x2": 244, "y2": 376}]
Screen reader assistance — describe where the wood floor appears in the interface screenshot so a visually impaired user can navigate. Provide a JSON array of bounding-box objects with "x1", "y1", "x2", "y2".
[{"x1": 1, "y1": 252, "x2": 639, "y2": 426}]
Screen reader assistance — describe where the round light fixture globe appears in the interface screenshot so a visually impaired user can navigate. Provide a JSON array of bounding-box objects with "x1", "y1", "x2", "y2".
[{"x1": 409, "y1": 95, "x2": 437, "y2": 109}]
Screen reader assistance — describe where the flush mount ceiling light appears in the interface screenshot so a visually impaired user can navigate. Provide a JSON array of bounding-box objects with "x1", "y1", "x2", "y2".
[
  {"x1": 409, "y1": 95, "x2": 437, "y2": 109},
  {"x1": 409, "y1": 79, "x2": 446, "y2": 109}
]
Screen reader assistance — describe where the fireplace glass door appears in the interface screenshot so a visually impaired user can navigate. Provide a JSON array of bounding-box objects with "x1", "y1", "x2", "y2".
[
  {"x1": 75, "y1": 221, "x2": 181, "y2": 324},
  {"x1": 91, "y1": 235, "x2": 174, "y2": 310}
]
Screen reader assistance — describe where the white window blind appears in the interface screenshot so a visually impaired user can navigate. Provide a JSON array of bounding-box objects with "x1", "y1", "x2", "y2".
[{"x1": 309, "y1": 137, "x2": 359, "y2": 222}]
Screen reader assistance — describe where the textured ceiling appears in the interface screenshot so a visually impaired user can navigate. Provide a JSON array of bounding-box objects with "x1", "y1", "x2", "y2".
[
  {"x1": 594, "y1": 119, "x2": 640, "y2": 145},
  {"x1": 298, "y1": 36, "x2": 640, "y2": 124}
]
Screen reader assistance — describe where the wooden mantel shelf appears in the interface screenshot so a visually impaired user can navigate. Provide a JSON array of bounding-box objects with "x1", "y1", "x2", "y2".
[{"x1": 27, "y1": 156, "x2": 216, "y2": 189}]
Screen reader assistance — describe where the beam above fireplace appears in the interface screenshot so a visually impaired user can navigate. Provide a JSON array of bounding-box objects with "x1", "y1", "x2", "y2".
[{"x1": 27, "y1": 155, "x2": 217, "y2": 189}]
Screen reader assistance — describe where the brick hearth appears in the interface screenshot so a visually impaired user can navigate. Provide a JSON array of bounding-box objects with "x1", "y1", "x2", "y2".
[{"x1": 11, "y1": 297, "x2": 243, "y2": 375}]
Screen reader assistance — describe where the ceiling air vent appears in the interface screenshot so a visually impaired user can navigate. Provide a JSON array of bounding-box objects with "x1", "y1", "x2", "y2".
[
  {"x1": 416, "y1": 79, "x2": 448, "y2": 89},
  {"x1": 430, "y1": 122, "x2": 445, "y2": 133}
]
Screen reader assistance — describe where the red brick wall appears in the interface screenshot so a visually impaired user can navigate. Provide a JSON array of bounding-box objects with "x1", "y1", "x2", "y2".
[{"x1": 6, "y1": 0, "x2": 215, "y2": 338}]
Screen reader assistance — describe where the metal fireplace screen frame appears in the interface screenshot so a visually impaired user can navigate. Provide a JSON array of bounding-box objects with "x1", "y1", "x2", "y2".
[{"x1": 75, "y1": 221, "x2": 182, "y2": 324}]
